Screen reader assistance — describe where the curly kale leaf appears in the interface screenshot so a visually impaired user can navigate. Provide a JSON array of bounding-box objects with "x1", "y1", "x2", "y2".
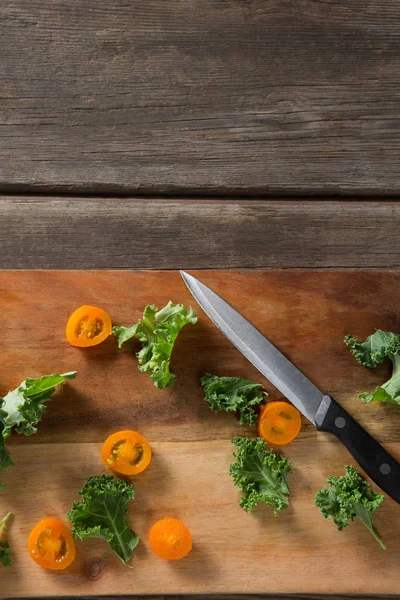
[
  {"x1": 315, "y1": 465, "x2": 385, "y2": 550},
  {"x1": 345, "y1": 331, "x2": 400, "y2": 404},
  {"x1": 201, "y1": 373, "x2": 265, "y2": 425},
  {"x1": 0, "y1": 512, "x2": 12, "y2": 567},
  {"x1": 112, "y1": 302, "x2": 197, "y2": 388},
  {"x1": 67, "y1": 474, "x2": 139, "y2": 565},
  {"x1": 229, "y1": 437, "x2": 291, "y2": 515},
  {"x1": 0, "y1": 372, "x2": 77, "y2": 471},
  {"x1": 0, "y1": 425, "x2": 12, "y2": 472}
]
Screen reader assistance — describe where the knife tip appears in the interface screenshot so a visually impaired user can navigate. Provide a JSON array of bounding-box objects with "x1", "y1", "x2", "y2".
[{"x1": 181, "y1": 270, "x2": 198, "y2": 292}]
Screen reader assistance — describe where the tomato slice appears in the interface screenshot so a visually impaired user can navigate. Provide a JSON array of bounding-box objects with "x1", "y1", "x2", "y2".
[
  {"x1": 257, "y1": 401, "x2": 302, "y2": 446},
  {"x1": 28, "y1": 517, "x2": 75, "y2": 571},
  {"x1": 66, "y1": 305, "x2": 112, "y2": 347},
  {"x1": 101, "y1": 430, "x2": 152, "y2": 475},
  {"x1": 149, "y1": 517, "x2": 192, "y2": 560}
]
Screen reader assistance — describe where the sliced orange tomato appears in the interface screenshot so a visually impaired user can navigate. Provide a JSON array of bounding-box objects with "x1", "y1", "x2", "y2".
[
  {"x1": 66, "y1": 305, "x2": 112, "y2": 347},
  {"x1": 28, "y1": 517, "x2": 75, "y2": 571},
  {"x1": 257, "y1": 401, "x2": 301, "y2": 446},
  {"x1": 149, "y1": 517, "x2": 192, "y2": 560},
  {"x1": 101, "y1": 430, "x2": 152, "y2": 476}
]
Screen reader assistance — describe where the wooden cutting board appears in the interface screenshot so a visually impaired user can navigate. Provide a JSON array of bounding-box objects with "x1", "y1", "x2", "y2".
[{"x1": 0, "y1": 270, "x2": 399, "y2": 598}]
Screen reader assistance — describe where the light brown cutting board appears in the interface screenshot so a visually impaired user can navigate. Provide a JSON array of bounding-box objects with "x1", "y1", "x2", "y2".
[{"x1": 0, "y1": 271, "x2": 399, "y2": 598}]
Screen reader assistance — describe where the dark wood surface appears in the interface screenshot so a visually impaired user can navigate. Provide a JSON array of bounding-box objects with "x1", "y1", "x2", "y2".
[
  {"x1": 1, "y1": 271, "x2": 399, "y2": 598},
  {"x1": 1, "y1": 1, "x2": 400, "y2": 196},
  {"x1": 1, "y1": 197, "x2": 400, "y2": 270}
]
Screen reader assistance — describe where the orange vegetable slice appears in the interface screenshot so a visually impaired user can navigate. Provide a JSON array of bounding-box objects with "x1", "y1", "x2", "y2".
[
  {"x1": 28, "y1": 517, "x2": 75, "y2": 571},
  {"x1": 149, "y1": 517, "x2": 192, "y2": 560},
  {"x1": 101, "y1": 430, "x2": 152, "y2": 476},
  {"x1": 66, "y1": 305, "x2": 112, "y2": 347},
  {"x1": 257, "y1": 401, "x2": 301, "y2": 446}
]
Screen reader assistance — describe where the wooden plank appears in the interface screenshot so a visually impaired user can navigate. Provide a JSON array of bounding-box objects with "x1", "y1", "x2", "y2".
[
  {"x1": 2, "y1": 441, "x2": 399, "y2": 598},
  {"x1": 9, "y1": 598, "x2": 400, "y2": 600},
  {"x1": 12, "y1": 597, "x2": 396, "y2": 600},
  {"x1": 1, "y1": 2, "x2": 400, "y2": 195},
  {"x1": 1, "y1": 198, "x2": 400, "y2": 269},
  {"x1": 0, "y1": 270, "x2": 399, "y2": 598},
  {"x1": 2, "y1": 269, "x2": 400, "y2": 444},
  {"x1": 8, "y1": 598, "x2": 400, "y2": 600}
]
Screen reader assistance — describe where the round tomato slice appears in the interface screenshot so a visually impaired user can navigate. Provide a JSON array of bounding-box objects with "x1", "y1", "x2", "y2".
[
  {"x1": 149, "y1": 517, "x2": 192, "y2": 560},
  {"x1": 66, "y1": 305, "x2": 112, "y2": 347},
  {"x1": 28, "y1": 517, "x2": 75, "y2": 571},
  {"x1": 101, "y1": 430, "x2": 152, "y2": 475},
  {"x1": 257, "y1": 401, "x2": 302, "y2": 446}
]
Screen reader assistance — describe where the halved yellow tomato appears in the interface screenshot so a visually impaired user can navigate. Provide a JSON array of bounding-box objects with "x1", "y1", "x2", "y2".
[
  {"x1": 101, "y1": 430, "x2": 152, "y2": 475},
  {"x1": 28, "y1": 517, "x2": 75, "y2": 571},
  {"x1": 66, "y1": 305, "x2": 112, "y2": 347}
]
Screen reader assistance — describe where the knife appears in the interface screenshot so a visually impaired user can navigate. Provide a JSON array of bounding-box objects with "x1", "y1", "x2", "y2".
[{"x1": 181, "y1": 271, "x2": 400, "y2": 504}]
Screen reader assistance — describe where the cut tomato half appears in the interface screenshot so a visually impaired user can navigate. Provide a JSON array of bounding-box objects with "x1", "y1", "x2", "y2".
[
  {"x1": 28, "y1": 517, "x2": 75, "y2": 571},
  {"x1": 257, "y1": 401, "x2": 301, "y2": 446},
  {"x1": 101, "y1": 430, "x2": 152, "y2": 475},
  {"x1": 66, "y1": 305, "x2": 112, "y2": 347}
]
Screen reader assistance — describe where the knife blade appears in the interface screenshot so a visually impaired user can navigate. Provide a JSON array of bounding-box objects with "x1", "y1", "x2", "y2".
[{"x1": 181, "y1": 271, "x2": 400, "y2": 504}]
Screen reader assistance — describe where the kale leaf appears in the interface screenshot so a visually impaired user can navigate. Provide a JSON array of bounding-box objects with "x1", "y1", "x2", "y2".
[
  {"x1": 0, "y1": 512, "x2": 12, "y2": 567},
  {"x1": 67, "y1": 474, "x2": 139, "y2": 565},
  {"x1": 229, "y1": 437, "x2": 291, "y2": 514},
  {"x1": 113, "y1": 302, "x2": 197, "y2": 388},
  {"x1": 315, "y1": 465, "x2": 386, "y2": 549},
  {"x1": 345, "y1": 330, "x2": 400, "y2": 404},
  {"x1": 0, "y1": 372, "x2": 77, "y2": 471},
  {"x1": 201, "y1": 373, "x2": 265, "y2": 425}
]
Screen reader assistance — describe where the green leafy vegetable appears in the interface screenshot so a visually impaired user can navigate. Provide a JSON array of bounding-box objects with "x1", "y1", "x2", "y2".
[
  {"x1": 0, "y1": 512, "x2": 12, "y2": 567},
  {"x1": 0, "y1": 372, "x2": 77, "y2": 471},
  {"x1": 315, "y1": 465, "x2": 386, "y2": 550},
  {"x1": 201, "y1": 373, "x2": 265, "y2": 425},
  {"x1": 345, "y1": 330, "x2": 400, "y2": 404},
  {"x1": 67, "y1": 474, "x2": 139, "y2": 566},
  {"x1": 0, "y1": 429, "x2": 11, "y2": 473},
  {"x1": 229, "y1": 437, "x2": 291, "y2": 514},
  {"x1": 112, "y1": 302, "x2": 197, "y2": 388}
]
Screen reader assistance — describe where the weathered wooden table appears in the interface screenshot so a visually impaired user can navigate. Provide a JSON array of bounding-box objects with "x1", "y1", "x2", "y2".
[{"x1": 1, "y1": 2, "x2": 400, "y2": 599}]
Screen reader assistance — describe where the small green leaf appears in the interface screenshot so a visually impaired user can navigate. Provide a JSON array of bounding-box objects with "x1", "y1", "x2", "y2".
[
  {"x1": 229, "y1": 437, "x2": 291, "y2": 514},
  {"x1": 113, "y1": 302, "x2": 197, "y2": 389},
  {"x1": 0, "y1": 545, "x2": 12, "y2": 567},
  {"x1": 315, "y1": 465, "x2": 385, "y2": 550},
  {"x1": 345, "y1": 331, "x2": 400, "y2": 404},
  {"x1": 0, "y1": 512, "x2": 12, "y2": 567},
  {"x1": 0, "y1": 372, "x2": 77, "y2": 471},
  {"x1": 345, "y1": 330, "x2": 400, "y2": 367},
  {"x1": 0, "y1": 425, "x2": 13, "y2": 472},
  {"x1": 68, "y1": 474, "x2": 139, "y2": 566},
  {"x1": 201, "y1": 373, "x2": 265, "y2": 425}
]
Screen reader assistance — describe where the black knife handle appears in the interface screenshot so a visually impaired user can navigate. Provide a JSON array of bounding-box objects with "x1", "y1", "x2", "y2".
[{"x1": 315, "y1": 395, "x2": 400, "y2": 504}]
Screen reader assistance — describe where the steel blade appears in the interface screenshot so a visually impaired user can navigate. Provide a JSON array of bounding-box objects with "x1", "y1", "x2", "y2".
[{"x1": 181, "y1": 271, "x2": 324, "y2": 425}]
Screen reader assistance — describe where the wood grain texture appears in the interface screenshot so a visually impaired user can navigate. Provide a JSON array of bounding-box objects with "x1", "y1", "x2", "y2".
[
  {"x1": 8, "y1": 598, "x2": 400, "y2": 600},
  {"x1": 0, "y1": 270, "x2": 399, "y2": 598},
  {"x1": 1, "y1": 1, "x2": 400, "y2": 195},
  {"x1": 14, "y1": 597, "x2": 397, "y2": 600},
  {"x1": 1, "y1": 198, "x2": 400, "y2": 269}
]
